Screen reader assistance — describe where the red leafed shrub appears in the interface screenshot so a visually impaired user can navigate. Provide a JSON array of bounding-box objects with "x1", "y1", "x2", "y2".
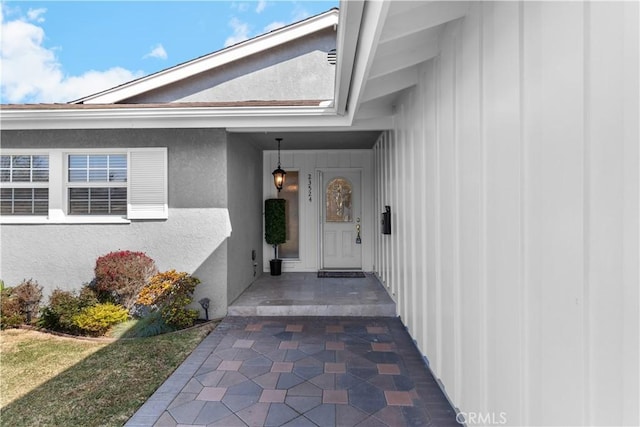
[{"x1": 94, "y1": 251, "x2": 157, "y2": 310}]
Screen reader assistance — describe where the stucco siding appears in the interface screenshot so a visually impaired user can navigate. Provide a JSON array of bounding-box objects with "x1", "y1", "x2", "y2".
[
  {"x1": 0, "y1": 128, "x2": 232, "y2": 318},
  {"x1": 125, "y1": 28, "x2": 336, "y2": 104},
  {"x1": 373, "y1": 2, "x2": 638, "y2": 426},
  {"x1": 226, "y1": 134, "x2": 263, "y2": 304}
]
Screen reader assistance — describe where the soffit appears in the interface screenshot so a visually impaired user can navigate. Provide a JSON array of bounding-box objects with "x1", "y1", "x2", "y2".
[{"x1": 346, "y1": 1, "x2": 469, "y2": 125}]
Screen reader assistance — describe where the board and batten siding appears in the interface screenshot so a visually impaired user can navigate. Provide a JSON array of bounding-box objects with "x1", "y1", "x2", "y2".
[{"x1": 373, "y1": 2, "x2": 638, "y2": 426}]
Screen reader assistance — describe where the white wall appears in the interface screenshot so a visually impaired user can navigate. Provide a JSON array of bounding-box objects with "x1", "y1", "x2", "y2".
[
  {"x1": 373, "y1": 2, "x2": 638, "y2": 425},
  {"x1": 262, "y1": 150, "x2": 374, "y2": 272}
]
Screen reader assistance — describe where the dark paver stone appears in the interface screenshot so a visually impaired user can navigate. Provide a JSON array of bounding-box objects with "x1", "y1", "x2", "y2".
[
  {"x1": 277, "y1": 372, "x2": 306, "y2": 389},
  {"x1": 221, "y1": 393, "x2": 259, "y2": 412},
  {"x1": 349, "y1": 382, "x2": 387, "y2": 415},
  {"x1": 285, "y1": 395, "x2": 322, "y2": 413},
  {"x1": 193, "y1": 401, "x2": 233, "y2": 425},
  {"x1": 364, "y1": 351, "x2": 401, "y2": 364},
  {"x1": 293, "y1": 366, "x2": 324, "y2": 380},
  {"x1": 284, "y1": 349, "x2": 308, "y2": 362},
  {"x1": 282, "y1": 415, "x2": 318, "y2": 427},
  {"x1": 226, "y1": 379, "x2": 262, "y2": 396},
  {"x1": 168, "y1": 400, "x2": 205, "y2": 424},
  {"x1": 393, "y1": 375, "x2": 415, "y2": 391},
  {"x1": 312, "y1": 350, "x2": 338, "y2": 363},
  {"x1": 305, "y1": 403, "x2": 336, "y2": 427},
  {"x1": 336, "y1": 403, "x2": 368, "y2": 426},
  {"x1": 264, "y1": 403, "x2": 299, "y2": 426},
  {"x1": 275, "y1": 331, "x2": 294, "y2": 341},
  {"x1": 336, "y1": 373, "x2": 365, "y2": 389}
]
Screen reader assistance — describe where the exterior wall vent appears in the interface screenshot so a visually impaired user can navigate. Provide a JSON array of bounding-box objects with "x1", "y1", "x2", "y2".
[{"x1": 327, "y1": 49, "x2": 337, "y2": 65}]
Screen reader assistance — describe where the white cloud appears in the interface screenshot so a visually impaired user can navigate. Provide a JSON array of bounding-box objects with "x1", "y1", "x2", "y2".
[
  {"x1": 144, "y1": 43, "x2": 167, "y2": 60},
  {"x1": 0, "y1": 7, "x2": 143, "y2": 103},
  {"x1": 26, "y1": 7, "x2": 46, "y2": 23},
  {"x1": 224, "y1": 17, "x2": 250, "y2": 47},
  {"x1": 255, "y1": 0, "x2": 267, "y2": 14},
  {"x1": 231, "y1": 2, "x2": 249, "y2": 13},
  {"x1": 263, "y1": 21, "x2": 285, "y2": 33}
]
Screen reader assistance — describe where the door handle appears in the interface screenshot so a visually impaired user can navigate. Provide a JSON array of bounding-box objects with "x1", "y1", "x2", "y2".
[{"x1": 356, "y1": 218, "x2": 361, "y2": 244}]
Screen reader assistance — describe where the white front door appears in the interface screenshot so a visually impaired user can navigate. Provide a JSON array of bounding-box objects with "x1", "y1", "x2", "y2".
[{"x1": 320, "y1": 170, "x2": 362, "y2": 269}]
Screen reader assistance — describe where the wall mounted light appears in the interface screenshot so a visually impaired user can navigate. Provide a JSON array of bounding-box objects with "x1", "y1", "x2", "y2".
[{"x1": 272, "y1": 137, "x2": 286, "y2": 192}]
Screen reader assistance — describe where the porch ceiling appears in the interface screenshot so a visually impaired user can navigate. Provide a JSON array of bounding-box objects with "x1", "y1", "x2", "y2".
[
  {"x1": 346, "y1": 1, "x2": 469, "y2": 126},
  {"x1": 232, "y1": 1, "x2": 470, "y2": 151},
  {"x1": 236, "y1": 130, "x2": 382, "y2": 150}
]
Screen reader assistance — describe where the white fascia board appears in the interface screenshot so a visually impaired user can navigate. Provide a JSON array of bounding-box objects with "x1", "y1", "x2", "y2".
[
  {"x1": 0, "y1": 106, "x2": 354, "y2": 130},
  {"x1": 334, "y1": 0, "x2": 364, "y2": 116},
  {"x1": 342, "y1": 0, "x2": 390, "y2": 125},
  {"x1": 78, "y1": 11, "x2": 339, "y2": 105}
]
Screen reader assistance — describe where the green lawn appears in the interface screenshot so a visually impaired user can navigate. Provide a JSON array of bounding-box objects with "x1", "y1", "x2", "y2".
[{"x1": 0, "y1": 323, "x2": 216, "y2": 426}]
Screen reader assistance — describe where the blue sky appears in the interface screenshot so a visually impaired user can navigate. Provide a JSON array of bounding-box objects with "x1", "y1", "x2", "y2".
[{"x1": 0, "y1": 1, "x2": 338, "y2": 104}]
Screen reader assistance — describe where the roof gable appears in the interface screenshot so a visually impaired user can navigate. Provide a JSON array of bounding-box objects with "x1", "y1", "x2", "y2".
[{"x1": 73, "y1": 8, "x2": 339, "y2": 105}]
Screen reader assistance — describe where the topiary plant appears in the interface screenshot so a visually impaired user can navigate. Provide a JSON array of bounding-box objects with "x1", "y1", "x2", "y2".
[{"x1": 265, "y1": 198, "x2": 286, "y2": 275}]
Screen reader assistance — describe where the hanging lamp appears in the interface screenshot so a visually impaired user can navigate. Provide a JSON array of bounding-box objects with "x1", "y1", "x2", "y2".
[{"x1": 272, "y1": 138, "x2": 286, "y2": 192}]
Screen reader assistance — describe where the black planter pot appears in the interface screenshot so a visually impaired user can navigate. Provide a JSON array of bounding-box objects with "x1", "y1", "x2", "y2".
[{"x1": 270, "y1": 259, "x2": 283, "y2": 276}]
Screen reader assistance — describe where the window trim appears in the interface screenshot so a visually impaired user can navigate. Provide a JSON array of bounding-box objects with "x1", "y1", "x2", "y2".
[
  {"x1": 0, "y1": 153, "x2": 50, "y2": 216},
  {"x1": 0, "y1": 148, "x2": 167, "y2": 224},
  {"x1": 65, "y1": 152, "x2": 128, "y2": 216}
]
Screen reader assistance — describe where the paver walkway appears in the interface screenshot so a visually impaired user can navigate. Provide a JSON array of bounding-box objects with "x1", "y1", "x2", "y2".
[{"x1": 126, "y1": 316, "x2": 459, "y2": 427}]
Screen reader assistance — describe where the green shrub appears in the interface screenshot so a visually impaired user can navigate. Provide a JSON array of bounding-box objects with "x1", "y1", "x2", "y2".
[
  {"x1": 38, "y1": 288, "x2": 97, "y2": 334},
  {"x1": 72, "y1": 303, "x2": 129, "y2": 336},
  {"x1": 136, "y1": 270, "x2": 200, "y2": 329},
  {"x1": 0, "y1": 287, "x2": 23, "y2": 329},
  {"x1": 94, "y1": 250, "x2": 157, "y2": 310}
]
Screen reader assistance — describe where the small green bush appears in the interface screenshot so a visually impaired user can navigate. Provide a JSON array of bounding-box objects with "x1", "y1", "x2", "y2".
[
  {"x1": 136, "y1": 270, "x2": 200, "y2": 329},
  {"x1": 72, "y1": 303, "x2": 129, "y2": 336},
  {"x1": 38, "y1": 288, "x2": 97, "y2": 334},
  {"x1": 94, "y1": 250, "x2": 157, "y2": 310}
]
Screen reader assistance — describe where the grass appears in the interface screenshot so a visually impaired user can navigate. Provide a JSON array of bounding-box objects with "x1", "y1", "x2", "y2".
[{"x1": 0, "y1": 322, "x2": 217, "y2": 426}]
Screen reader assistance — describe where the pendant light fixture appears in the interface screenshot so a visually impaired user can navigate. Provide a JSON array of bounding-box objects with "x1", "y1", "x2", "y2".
[{"x1": 272, "y1": 137, "x2": 286, "y2": 192}]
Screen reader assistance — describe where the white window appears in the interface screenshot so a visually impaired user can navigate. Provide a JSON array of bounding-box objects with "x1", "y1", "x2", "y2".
[
  {"x1": 67, "y1": 154, "x2": 127, "y2": 215},
  {"x1": 0, "y1": 154, "x2": 49, "y2": 215},
  {"x1": 0, "y1": 148, "x2": 167, "y2": 223}
]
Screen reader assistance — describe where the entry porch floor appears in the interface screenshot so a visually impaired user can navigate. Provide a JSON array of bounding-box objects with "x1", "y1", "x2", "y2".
[
  {"x1": 227, "y1": 272, "x2": 396, "y2": 317},
  {"x1": 125, "y1": 273, "x2": 460, "y2": 426}
]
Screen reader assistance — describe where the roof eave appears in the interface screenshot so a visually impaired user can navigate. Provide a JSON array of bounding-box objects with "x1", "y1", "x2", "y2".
[{"x1": 0, "y1": 105, "x2": 342, "y2": 130}]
